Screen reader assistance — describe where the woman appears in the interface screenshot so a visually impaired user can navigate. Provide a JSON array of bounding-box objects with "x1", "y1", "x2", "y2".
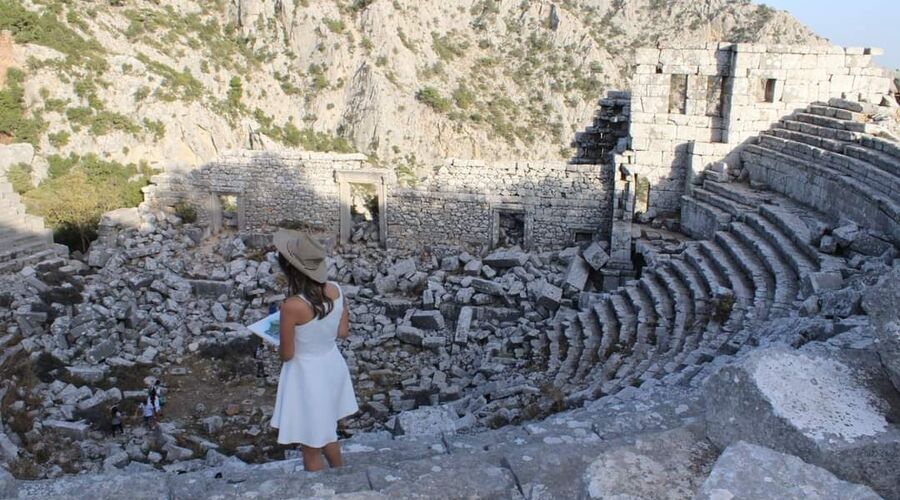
[{"x1": 270, "y1": 229, "x2": 358, "y2": 472}]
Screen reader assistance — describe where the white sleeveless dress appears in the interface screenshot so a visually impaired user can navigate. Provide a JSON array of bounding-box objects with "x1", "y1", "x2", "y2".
[{"x1": 270, "y1": 283, "x2": 359, "y2": 447}]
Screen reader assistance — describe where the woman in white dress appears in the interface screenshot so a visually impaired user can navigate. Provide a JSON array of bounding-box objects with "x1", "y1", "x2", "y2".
[{"x1": 270, "y1": 229, "x2": 359, "y2": 471}]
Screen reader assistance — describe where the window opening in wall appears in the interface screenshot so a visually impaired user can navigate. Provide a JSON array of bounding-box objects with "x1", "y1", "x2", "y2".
[
  {"x1": 219, "y1": 194, "x2": 239, "y2": 229},
  {"x1": 668, "y1": 74, "x2": 688, "y2": 114},
  {"x1": 705, "y1": 76, "x2": 725, "y2": 117},
  {"x1": 633, "y1": 175, "x2": 650, "y2": 219},
  {"x1": 760, "y1": 78, "x2": 777, "y2": 103},
  {"x1": 573, "y1": 230, "x2": 595, "y2": 246},
  {"x1": 349, "y1": 183, "x2": 380, "y2": 244},
  {"x1": 497, "y1": 211, "x2": 525, "y2": 248}
]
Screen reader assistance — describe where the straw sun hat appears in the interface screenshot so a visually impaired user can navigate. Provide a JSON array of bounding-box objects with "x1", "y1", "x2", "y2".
[{"x1": 273, "y1": 229, "x2": 328, "y2": 284}]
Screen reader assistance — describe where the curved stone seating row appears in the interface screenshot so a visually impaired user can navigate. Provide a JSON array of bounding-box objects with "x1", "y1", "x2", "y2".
[
  {"x1": 0, "y1": 178, "x2": 66, "y2": 274},
  {"x1": 741, "y1": 99, "x2": 900, "y2": 245},
  {"x1": 541, "y1": 178, "x2": 844, "y2": 409}
]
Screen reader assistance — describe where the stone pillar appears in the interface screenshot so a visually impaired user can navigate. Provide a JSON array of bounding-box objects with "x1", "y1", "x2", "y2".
[{"x1": 602, "y1": 153, "x2": 637, "y2": 290}]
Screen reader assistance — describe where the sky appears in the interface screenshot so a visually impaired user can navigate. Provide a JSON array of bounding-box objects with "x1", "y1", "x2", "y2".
[{"x1": 762, "y1": 0, "x2": 900, "y2": 69}]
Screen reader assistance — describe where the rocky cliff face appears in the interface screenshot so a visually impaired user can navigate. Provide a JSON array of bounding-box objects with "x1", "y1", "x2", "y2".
[{"x1": 2, "y1": 0, "x2": 824, "y2": 174}]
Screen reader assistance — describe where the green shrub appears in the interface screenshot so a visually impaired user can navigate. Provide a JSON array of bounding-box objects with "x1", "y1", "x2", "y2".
[
  {"x1": 431, "y1": 32, "x2": 468, "y2": 61},
  {"x1": 5, "y1": 163, "x2": 33, "y2": 194},
  {"x1": 308, "y1": 64, "x2": 329, "y2": 91},
  {"x1": 227, "y1": 75, "x2": 243, "y2": 108},
  {"x1": 137, "y1": 54, "x2": 204, "y2": 102},
  {"x1": 142, "y1": 118, "x2": 166, "y2": 141},
  {"x1": 173, "y1": 201, "x2": 197, "y2": 223},
  {"x1": 452, "y1": 84, "x2": 476, "y2": 109},
  {"x1": 0, "y1": 68, "x2": 46, "y2": 147},
  {"x1": 323, "y1": 17, "x2": 345, "y2": 34},
  {"x1": 48, "y1": 130, "x2": 70, "y2": 148},
  {"x1": 22, "y1": 154, "x2": 151, "y2": 251},
  {"x1": 416, "y1": 87, "x2": 450, "y2": 112},
  {"x1": 0, "y1": 0, "x2": 107, "y2": 71}
]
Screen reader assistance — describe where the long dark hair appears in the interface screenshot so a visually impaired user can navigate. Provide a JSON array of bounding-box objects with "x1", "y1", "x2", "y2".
[{"x1": 278, "y1": 253, "x2": 334, "y2": 319}]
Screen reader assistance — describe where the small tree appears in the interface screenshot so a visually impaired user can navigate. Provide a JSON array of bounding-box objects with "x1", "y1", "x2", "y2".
[{"x1": 227, "y1": 76, "x2": 243, "y2": 108}]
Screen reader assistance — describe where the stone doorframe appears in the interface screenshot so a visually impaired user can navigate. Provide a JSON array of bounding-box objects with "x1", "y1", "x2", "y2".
[
  {"x1": 334, "y1": 170, "x2": 389, "y2": 247},
  {"x1": 206, "y1": 191, "x2": 244, "y2": 235},
  {"x1": 490, "y1": 203, "x2": 534, "y2": 250}
]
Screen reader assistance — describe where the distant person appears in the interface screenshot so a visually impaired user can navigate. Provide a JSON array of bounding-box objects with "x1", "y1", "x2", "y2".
[
  {"x1": 110, "y1": 406, "x2": 123, "y2": 435},
  {"x1": 270, "y1": 229, "x2": 358, "y2": 472},
  {"x1": 137, "y1": 400, "x2": 155, "y2": 429},
  {"x1": 154, "y1": 380, "x2": 166, "y2": 410}
]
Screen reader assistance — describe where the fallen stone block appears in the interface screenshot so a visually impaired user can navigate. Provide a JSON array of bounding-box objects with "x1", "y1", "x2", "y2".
[
  {"x1": 536, "y1": 282, "x2": 563, "y2": 310},
  {"x1": 392, "y1": 405, "x2": 460, "y2": 436},
  {"x1": 188, "y1": 279, "x2": 233, "y2": 298},
  {"x1": 397, "y1": 326, "x2": 424, "y2": 347},
  {"x1": 66, "y1": 365, "x2": 108, "y2": 384},
  {"x1": 582, "y1": 242, "x2": 610, "y2": 271},
  {"x1": 388, "y1": 257, "x2": 417, "y2": 278},
  {"x1": 803, "y1": 271, "x2": 843, "y2": 294},
  {"x1": 43, "y1": 419, "x2": 90, "y2": 440},
  {"x1": 695, "y1": 441, "x2": 881, "y2": 500},
  {"x1": 483, "y1": 250, "x2": 527, "y2": 268},
  {"x1": 463, "y1": 259, "x2": 482, "y2": 276},
  {"x1": 565, "y1": 255, "x2": 591, "y2": 291},
  {"x1": 376, "y1": 297, "x2": 415, "y2": 318},
  {"x1": 86, "y1": 338, "x2": 118, "y2": 364},
  {"x1": 470, "y1": 278, "x2": 504, "y2": 296},
  {"x1": 411, "y1": 310, "x2": 445, "y2": 330},
  {"x1": 455, "y1": 306, "x2": 473, "y2": 345},
  {"x1": 704, "y1": 346, "x2": 900, "y2": 498}
]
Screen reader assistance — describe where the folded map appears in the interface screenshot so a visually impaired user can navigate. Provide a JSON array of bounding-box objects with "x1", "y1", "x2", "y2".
[{"x1": 247, "y1": 312, "x2": 280, "y2": 346}]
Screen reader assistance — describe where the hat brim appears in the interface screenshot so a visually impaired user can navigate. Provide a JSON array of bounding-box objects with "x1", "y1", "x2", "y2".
[{"x1": 273, "y1": 230, "x2": 328, "y2": 284}]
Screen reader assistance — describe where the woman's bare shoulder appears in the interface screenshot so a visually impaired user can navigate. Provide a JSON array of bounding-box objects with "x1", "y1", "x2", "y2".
[
  {"x1": 281, "y1": 296, "x2": 313, "y2": 320},
  {"x1": 325, "y1": 282, "x2": 342, "y2": 300}
]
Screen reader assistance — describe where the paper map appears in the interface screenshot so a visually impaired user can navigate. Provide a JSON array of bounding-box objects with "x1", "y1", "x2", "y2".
[{"x1": 247, "y1": 312, "x2": 281, "y2": 346}]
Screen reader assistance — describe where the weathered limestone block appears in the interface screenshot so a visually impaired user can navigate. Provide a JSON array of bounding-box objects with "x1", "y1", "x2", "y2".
[
  {"x1": 582, "y1": 242, "x2": 610, "y2": 271},
  {"x1": 86, "y1": 338, "x2": 118, "y2": 363},
  {"x1": 565, "y1": 255, "x2": 591, "y2": 291},
  {"x1": 470, "y1": 278, "x2": 504, "y2": 296},
  {"x1": 455, "y1": 306, "x2": 473, "y2": 345},
  {"x1": 65, "y1": 365, "x2": 108, "y2": 384},
  {"x1": 581, "y1": 426, "x2": 715, "y2": 499},
  {"x1": 392, "y1": 405, "x2": 460, "y2": 436},
  {"x1": 410, "y1": 310, "x2": 445, "y2": 331},
  {"x1": 536, "y1": 282, "x2": 563, "y2": 310},
  {"x1": 483, "y1": 250, "x2": 528, "y2": 268},
  {"x1": 695, "y1": 441, "x2": 881, "y2": 500},
  {"x1": 704, "y1": 346, "x2": 900, "y2": 498},
  {"x1": 397, "y1": 326, "x2": 424, "y2": 347},
  {"x1": 42, "y1": 420, "x2": 90, "y2": 440}
]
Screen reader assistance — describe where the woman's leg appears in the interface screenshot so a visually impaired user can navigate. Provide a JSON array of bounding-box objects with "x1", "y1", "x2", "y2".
[
  {"x1": 322, "y1": 442, "x2": 343, "y2": 468},
  {"x1": 301, "y1": 445, "x2": 325, "y2": 472}
]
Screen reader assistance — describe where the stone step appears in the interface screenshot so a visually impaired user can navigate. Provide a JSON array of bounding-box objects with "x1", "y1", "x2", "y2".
[
  {"x1": 697, "y1": 240, "x2": 754, "y2": 302},
  {"x1": 691, "y1": 186, "x2": 753, "y2": 217},
  {"x1": 729, "y1": 221, "x2": 797, "y2": 311},
  {"x1": 741, "y1": 144, "x2": 900, "y2": 245},
  {"x1": 765, "y1": 127, "x2": 846, "y2": 154},
  {"x1": 653, "y1": 266, "x2": 693, "y2": 361},
  {"x1": 775, "y1": 118, "x2": 861, "y2": 143},
  {"x1": 757, "y1": 134, "x2": 900, "y2": 199},
  {"x1": 609, "y1": 293, "x2": 637, "y2": 356},
  {"x1": 0, "y1": 228, "x2": 52, "y2": 250},
  {"x1": 545, "y1": 323, "x2": 563, "y2": 375},
  {"x1": 701, "y1": 180, "x2": 774, "y2": 207},
  {"x1": 622, "y1": 284, "x2": 657, "y2": 355},
  {"x1": 806, "y1": 103, "x2": 867, "y2": 123},
  {"x1": 683, "y1": 245, "x2": 728, "y2": 295},
  {"x1": 756, "y1": 204, "x2": 825, "y2": 269},
  {"x1": 639, "y1": 271, "x2": 678, "y2": 362},
  {"x1": 0, "y1": 238, "x2": 56, "y2": 265},
  {"x1": 667, "y1": 258, "x2": 710, "y2": 313},
  {"x1": 743, "y1": 211, "x2": 816, "y2": 278},
  {"x1": 680, "y1": 195, "x2": 732, "y2": 240},
  {"x1": 793, "y1": 112, "x2": 868, "y2": 133},
  {"x1": 592, "y1": 298, "x2": 619, "y2": 362},
  {"x1": 555, "y1": 320, "x2": 584, "y2": 385},
  {"x1": 860, "y1": 135, "x2": 900, "y2": 163},
  {"x1": 844, "y1": 144, "x2": 900, "y2": 178},
  {"x1": 824, "y1": 97, "x2": 868, "y2": 113},
  {"x1": 574, "y1": 310, "x2": 602, "y2": 382},
  {"x1": 714, "y1": 230, "x2": 774, "y2": 319}
]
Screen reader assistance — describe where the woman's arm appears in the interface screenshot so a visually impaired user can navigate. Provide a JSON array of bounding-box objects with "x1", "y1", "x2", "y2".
[
  {"x1": 279, "y1": 297, "x2": 313, "y2": 361},
  {"x1": 337, "y1": 297, "x2": 350, "y2": 339}
]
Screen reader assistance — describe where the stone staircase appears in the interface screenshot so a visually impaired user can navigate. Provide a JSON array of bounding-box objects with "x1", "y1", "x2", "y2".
[
  {"x1": 0, "y1": 178, "x2": 66, "y2": 274},
  {"x1": 536, "y1": 99, "x2": 900, "y2": 410},
  {"x1": 740, "y1": 98, "x2": 900, "y2": 245}
]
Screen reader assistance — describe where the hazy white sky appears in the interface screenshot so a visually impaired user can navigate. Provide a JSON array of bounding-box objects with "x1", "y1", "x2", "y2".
[{"x1": 762, "y1": 0, "x2": 899, "y2": 69}]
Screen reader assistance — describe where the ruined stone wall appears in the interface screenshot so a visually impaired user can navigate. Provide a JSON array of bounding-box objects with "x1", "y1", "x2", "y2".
[
  {"x1": 149, "y1": 151, "x2": 368, "y2": 234},
  {"x1": 389, "y1": 160, "x2": 612, "y2": 251},
  {"x1": 628, "y1": 42, "x2": 892, "y2": 215},
  {"x1": 148, "y1": 154, "x2": 612, "y2": 251}
]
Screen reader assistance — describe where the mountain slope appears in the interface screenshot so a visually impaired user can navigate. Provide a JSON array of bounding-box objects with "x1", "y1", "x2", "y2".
[{"x1": 1, "y1": 0, "x2": 825, "y2": 175}]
